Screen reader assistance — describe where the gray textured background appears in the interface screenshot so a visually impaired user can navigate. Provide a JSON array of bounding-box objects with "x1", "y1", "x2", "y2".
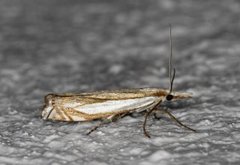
[{"x1": 0, "y1": 0, "x2": 240, "y2": 165}]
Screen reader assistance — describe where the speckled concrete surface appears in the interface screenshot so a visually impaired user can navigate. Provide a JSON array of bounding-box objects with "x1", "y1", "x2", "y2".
[{"x1": 0, "y1": 0, "x2": 240, "y2": 165}]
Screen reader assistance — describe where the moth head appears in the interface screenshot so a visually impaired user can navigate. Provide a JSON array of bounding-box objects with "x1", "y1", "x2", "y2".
[
  {"x1": 165, "y1": 68, "x2": 192, "y2": 101},
  {"x1": 165, "y1": 91, "x2": 192, "y2": 101}
]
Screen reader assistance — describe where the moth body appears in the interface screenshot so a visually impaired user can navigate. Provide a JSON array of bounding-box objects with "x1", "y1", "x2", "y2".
[{"x1": 42, "y1": 88, "x2": 191, "y2": 122}]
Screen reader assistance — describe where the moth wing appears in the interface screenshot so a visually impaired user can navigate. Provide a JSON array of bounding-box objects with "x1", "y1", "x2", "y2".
[
  {"x1": 65, "y1": 96, "x2": 161, "y2": 115},
  {"x1": 77, "y1": 88, "x2": 165, "y2": 100},
  {"x1": 42, "y1": 88, "x2": 165, "y2": 121}
]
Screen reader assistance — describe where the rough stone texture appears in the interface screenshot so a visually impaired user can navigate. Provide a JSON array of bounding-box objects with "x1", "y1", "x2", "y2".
[{"x1": 0, "y1": 0, "x2": 240, "y2": 164}]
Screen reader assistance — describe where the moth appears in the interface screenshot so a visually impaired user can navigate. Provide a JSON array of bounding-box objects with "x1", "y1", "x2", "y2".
[{"x1": 42, "y1": 26, "x2": 196, "y2": 138}]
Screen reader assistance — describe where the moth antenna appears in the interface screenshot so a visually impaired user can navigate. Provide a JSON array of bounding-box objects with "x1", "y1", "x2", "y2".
[
  {"x1": 169, "y1": 68, "x2": 175, "y2": 94},
  {"x1": 168, "y1": 24, "x2": 175, "y2": 94}
]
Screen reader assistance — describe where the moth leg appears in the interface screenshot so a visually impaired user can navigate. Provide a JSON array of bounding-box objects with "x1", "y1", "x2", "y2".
[
  {"x1": 86, "y1": 120, "x2": 108, "y2": 135},
  {"x1": 86, "y1": 113, "x2": 128, "y2": 135},
  {"x1": 162, "y1": 109, "x2": 196, "y2": 132},
  {"x1": 153, "y1": 111, "x2": 163, "y2": 120},
  {"x1": 143, "y1": 101, "x2": 162, "y2": 138},
  {"x1": 111, "y1": 112, "x2": 128, "y2": 122},
  {"x1": 143, "y1": 108, "x2": 156, "y2": 138}
]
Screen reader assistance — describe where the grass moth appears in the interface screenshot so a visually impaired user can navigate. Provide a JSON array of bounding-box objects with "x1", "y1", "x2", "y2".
[{"x1": 42, "y1": 26, "x2": 196, "y2": 138}]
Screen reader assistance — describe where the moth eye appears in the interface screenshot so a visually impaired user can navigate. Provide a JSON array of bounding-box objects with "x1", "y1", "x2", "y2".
[{"x1": 166, "y1": 94, "x2": 173, "y2": 101}]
